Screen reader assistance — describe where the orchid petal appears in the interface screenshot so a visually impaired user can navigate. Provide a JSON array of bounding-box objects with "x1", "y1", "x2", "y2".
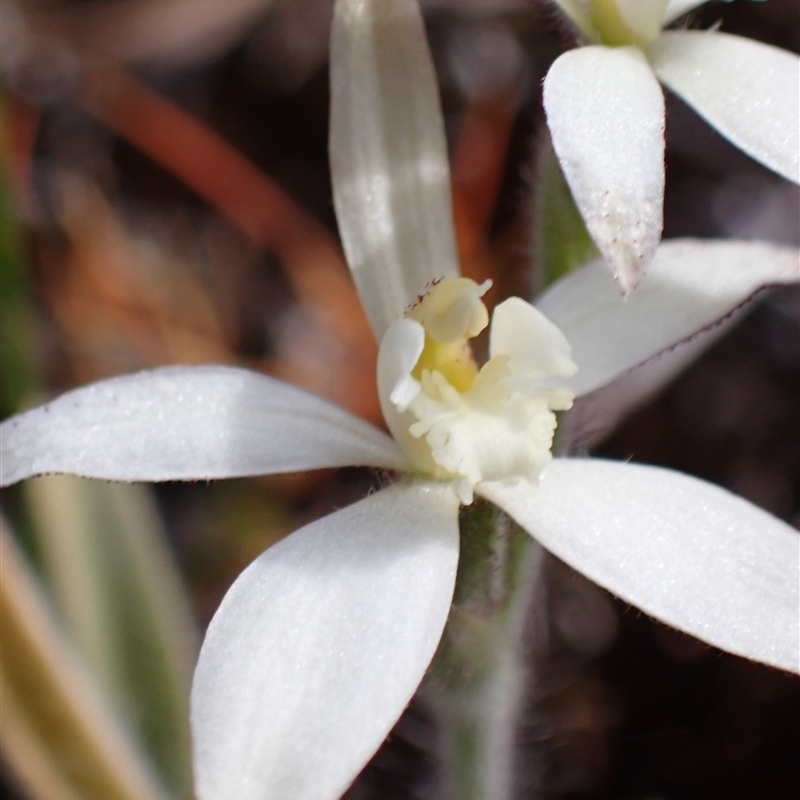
[
  {"x1": 480, "y1": 460, "x2": 800, "y2": 673},
  {"x1": 0, "y1": 366, "x2": 406, "y2": 487},
  {"x1": 191, "y1": 480, "x2": 460, "y2": 800},
  {"x1": 648, "y1": 31, "x2": 800, "y2": 184},
  {"x1": 662, "y1": 0, "x2": 708, "y2": 25},
  {"x1": 330, "y1": 0, "x2": 459, "y2": 340},
  {"x1": 543, "y1": 46, "x2": 665, "y2": 292},
  {"x1": 536, "y1": 239, "x2": 800, "y2": 398}
]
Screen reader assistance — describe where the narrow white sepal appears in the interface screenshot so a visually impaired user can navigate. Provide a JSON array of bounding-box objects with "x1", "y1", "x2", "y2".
[
  {"x1": 191, "y1": 480, "x2": 460, "y2": 800},
  {"x1": 0, "y1": 366, "x2": 407, "y2": 486},
  {"x1": 648, "y1": 31, "x2": 800, "y2": 184},
  {"x1": 544, "y1": 46, "x2": 665, "y2": 292},
  {"x1": 330, "y1": 0, "x2": 459, "y2": 340},
  {"x1": 536, "y1": 239, "x2": 800, "y2": 399},
  {"x1": 479, "y1": 460, "x2": 800, "y2": 673}
]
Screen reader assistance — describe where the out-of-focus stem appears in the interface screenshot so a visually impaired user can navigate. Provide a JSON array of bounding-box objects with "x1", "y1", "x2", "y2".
[{"x1": 430, "y1": 501, "x2": 543, "y2": 800}]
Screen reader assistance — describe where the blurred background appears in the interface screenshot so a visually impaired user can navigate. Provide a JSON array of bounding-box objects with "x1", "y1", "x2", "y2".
[{"x1": 0, "y1": 1, "x2": 798, "y2": 799}]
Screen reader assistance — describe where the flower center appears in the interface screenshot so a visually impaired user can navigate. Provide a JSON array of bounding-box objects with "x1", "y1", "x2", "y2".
[{"x1": 377, "y1": 278, "x2": 577, "y2": 504}]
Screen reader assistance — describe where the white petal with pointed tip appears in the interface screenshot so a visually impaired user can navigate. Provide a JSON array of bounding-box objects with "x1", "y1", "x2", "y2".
[
  {"x1": 0, "y1": 366, "x2": 406, "y2": 486},
  {"x1": 649, "y1": 31, "x2": 800, "y2": 184},
  {"x1": 480, "y1": 460, "x2": 800, "y2": 673},
  {"x1": 191, "y1": 480, "x2": 460, "y2": 800},
  {"x1": 536, "y1": 239, "x2": 800, "y2": 398},
  {"x1": 330, "y1": 0, "x2": 459, "y2": 340},
  {"x1": 544, "y1": 46, "x2": 665, "y2": 292}
]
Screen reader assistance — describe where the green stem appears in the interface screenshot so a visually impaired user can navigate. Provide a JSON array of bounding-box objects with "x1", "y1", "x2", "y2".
[
  {"x1": 530, "y1": 132, "x2": 598, "y2": 296},
  {"x1": 428, "y1": 501, "x2": 544, "y2": 800}
]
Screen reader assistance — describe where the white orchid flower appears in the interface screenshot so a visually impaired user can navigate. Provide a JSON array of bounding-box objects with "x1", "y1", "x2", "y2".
[
  {"x1": 545, "y1": 0, "x2": 800, "y2": 291},
  {"x1": 1, "y1": 1, "x2": 798, "y2": 799}
]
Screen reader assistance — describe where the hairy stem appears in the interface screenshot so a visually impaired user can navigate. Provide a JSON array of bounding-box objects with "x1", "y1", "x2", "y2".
[{"x1": 428, "y1": 501, "x2": 544, "y2": 800}]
